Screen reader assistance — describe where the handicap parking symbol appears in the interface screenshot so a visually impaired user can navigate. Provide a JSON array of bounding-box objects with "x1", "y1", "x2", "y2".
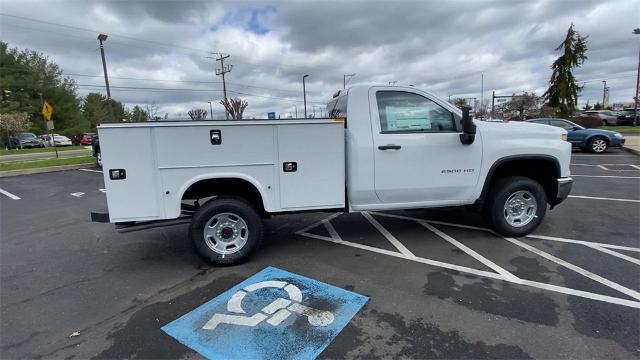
[{"x1": 162, "y1": 267, "x2": 369, "y2": 360}]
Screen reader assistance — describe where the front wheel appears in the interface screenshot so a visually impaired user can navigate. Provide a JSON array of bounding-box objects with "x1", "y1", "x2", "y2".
[
  {"x1": 189, "y1": 196, "x2": 263, "y2": 265},
  {"x1": 96, "y1": 151, "x2": 102, "y2": 168},
  {"x1": 588, "y1": 137, "x2": 608, "y2": 153},
  {"x1": 484, "y1": 176, "x2": 547, "y2": 237}
]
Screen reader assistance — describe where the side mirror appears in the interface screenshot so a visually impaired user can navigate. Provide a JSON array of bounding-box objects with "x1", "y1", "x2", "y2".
[{"x1": 459, "y1": 106, "x2": 476, "y2": 145}]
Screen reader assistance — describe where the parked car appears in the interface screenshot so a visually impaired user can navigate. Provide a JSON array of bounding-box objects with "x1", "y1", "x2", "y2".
[
  {"x1": 526, "y1": 118, "x2": 625, "y2": 153},
  {"x1": 91, "y1": 135, "x2": 101, "y2": 167},
  {"x1": 39, "y1": 134, "x2": 53, "y2": 147},
  {"x1": 52, "y1": 134, "x2": 73, "y2": 146},
  {"x1": 80, "y1": 133, "x2": 96, "y2": 145},
  {"x1": 617, "y1": 108, "x2": 638, "y2": 125},
  {"x1": 6, "y1": 132, "x2": 45, "y2": 149},
  {"x1": 582, "y1": 110, "x2": 619, "y2": 125}
]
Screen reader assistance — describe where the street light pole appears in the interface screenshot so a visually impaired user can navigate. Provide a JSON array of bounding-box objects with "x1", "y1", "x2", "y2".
[
  {"x1": 303, "y1": 74, "x2": 309, "y2": 118},
  {"x1": 207, "y1": 101, "x2": 214, "y2": 120},
  {"x1": 97, "y1": 34, "x2": 111, "y2": 99},
  {"x1": 601, "y1": 80, "x2": 607, "y2": 108},
  {"x1": 633, "y1": 28, "x2": 640, "y2": 126}
]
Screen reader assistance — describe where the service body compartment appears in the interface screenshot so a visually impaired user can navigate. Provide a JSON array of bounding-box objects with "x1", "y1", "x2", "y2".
[{"x1": 97, "y1": 120, "x2": 345, "y2": 223}]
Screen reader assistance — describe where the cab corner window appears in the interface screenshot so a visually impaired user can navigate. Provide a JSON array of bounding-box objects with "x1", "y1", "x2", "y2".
[{"x1": 376, "y1": 91, "x2": 455, "y2": 133}]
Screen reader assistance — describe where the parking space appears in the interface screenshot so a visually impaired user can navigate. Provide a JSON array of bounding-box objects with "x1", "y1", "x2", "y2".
[{"x1": 1, "y1": 152, "x2": 639, "y2": 359}]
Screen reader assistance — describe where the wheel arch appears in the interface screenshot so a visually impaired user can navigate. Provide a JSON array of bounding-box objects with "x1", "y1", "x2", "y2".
[
  {"x1": 179, "y1": 173, "x2": 269, "y2": 214},
  {"x1": 478, "y1": 155, "x2": 560, "y2": 206}
]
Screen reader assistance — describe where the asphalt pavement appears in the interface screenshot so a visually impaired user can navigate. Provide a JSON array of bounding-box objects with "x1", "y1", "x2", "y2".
[{"x1": 0, "y1": 150, "x2": 638, "y2": 359}]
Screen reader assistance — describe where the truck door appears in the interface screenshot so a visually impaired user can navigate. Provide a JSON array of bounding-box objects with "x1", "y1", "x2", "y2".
[{"x1": 370, "y1": 89, "x2": 482, "y2": 205}]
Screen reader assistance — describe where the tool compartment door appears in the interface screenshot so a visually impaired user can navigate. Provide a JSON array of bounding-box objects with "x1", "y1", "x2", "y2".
[{"x1": 277, "y1": 122, "x2": 345, "y2": 209}]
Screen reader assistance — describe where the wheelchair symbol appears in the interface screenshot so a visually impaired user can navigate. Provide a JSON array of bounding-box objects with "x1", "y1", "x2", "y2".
[{"x1": 203, "y1": 280, "x2": 335, "y2": 330}]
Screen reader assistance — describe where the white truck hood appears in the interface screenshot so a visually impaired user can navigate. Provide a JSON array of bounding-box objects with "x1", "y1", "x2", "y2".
[{"x1": 475, "y1": 120, "x2": 566, "y2": 138}]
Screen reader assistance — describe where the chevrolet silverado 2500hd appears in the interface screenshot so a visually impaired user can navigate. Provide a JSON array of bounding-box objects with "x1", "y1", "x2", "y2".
[{"x1": 91, "y1": 85, "x2": 573, "y2": 265}]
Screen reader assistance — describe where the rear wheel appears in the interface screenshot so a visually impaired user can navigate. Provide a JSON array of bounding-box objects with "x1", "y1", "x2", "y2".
[
  {"x1": 484, "y1": 176, "x2": 547, "y2": 237},
  {"x1": 588, "y1": 137, "x2": 608, "y2": 153},
  {"x1": 189, "y1": 196, "x2": 263, "y2": 265},
  {"x1": 96, "y1": 151, "x2": 102, "y2": 167}
]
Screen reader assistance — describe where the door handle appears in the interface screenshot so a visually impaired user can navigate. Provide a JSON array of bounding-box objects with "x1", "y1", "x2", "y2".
[{"x1": 378, "y1": 144, "x2": 401, "y2": 150}]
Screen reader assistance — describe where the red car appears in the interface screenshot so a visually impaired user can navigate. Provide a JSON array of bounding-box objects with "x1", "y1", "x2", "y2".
[{"x1": 79, "y1": 133, "x2": 96, "y2": 145}]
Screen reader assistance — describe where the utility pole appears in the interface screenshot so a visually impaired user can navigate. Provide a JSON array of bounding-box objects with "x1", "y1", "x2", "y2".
[
  {"x1": 215, "y1": 53, "x2": 232, "y2": 119},
  {"x1": 207, "y1": 101, "x2": 214, "y2": 120},
  {"x1": 303, "y1": 74, "x2": 309, "y2": 118},
  {"x1": 601, "y1": 80, "x2": 607, "y2": 108},
  {"x1": 491, "y1": 91, "x2": 495, "y2": 119},
  {"x1": 343, "y1": 73, "x2": 355, "y2": 89},
  {"x1": 480, "y1": 73, "x2": 484, "y2": 120}
]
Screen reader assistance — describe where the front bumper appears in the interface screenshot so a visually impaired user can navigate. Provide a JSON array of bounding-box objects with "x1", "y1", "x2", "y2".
[{"x1": 552, "y1": 177, "x2": 573, "y2": 207}]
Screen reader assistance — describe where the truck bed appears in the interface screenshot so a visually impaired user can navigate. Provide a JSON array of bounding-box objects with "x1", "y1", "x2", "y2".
[{"x1": 98, "y1": 119, "x2": 345, "y2": 223}]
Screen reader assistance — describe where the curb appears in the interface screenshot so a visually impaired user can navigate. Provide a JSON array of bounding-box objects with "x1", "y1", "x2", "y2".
[
  {"x1": 0, "y1": 163, "x2": 97, "y2": 177},
  {"x1": 623, "y1": 147, "x2": 640, "y2": 156}
]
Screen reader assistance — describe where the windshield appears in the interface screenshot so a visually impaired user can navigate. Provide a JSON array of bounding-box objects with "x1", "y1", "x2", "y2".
[{"x1": 19, "y1": 133, "x2": 37, "y2": 139}]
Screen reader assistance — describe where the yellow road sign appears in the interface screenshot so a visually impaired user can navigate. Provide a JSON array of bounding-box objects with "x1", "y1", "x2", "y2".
[{"x1": 42, "y1": 101, "x2": 53, "y2": 121}]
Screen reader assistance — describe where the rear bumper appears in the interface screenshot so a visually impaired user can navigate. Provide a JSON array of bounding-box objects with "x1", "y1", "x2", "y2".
[{"x1": 552, "y1": 177, "x2": 573, "y2": 207}]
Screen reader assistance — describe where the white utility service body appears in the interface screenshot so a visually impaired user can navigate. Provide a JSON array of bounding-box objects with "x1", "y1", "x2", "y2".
[
  {"x1": 98, "y1": 119, "x2": 345, "y2": 223},
  {"x1": 94, "y1": 85, "x2": 573, "y2": 265}
]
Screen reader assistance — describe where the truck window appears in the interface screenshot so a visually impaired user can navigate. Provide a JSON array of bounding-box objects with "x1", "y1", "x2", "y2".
[
  {"x1": 376, "y1": 91, "x2": 455, "y2": 133},
  {"x1": 327, "y1": 96, "x2": 348, "y2": 118}
]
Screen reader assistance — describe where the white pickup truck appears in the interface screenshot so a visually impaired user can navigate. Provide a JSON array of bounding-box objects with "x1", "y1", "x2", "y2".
[{"x1": 92, "y1": 85, "x2": 573, "y2": 265}]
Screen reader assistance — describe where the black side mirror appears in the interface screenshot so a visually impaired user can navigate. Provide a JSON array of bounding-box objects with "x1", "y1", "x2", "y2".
[{"x1": 459, "y1": 106, "x2": 476, "y2": 145}]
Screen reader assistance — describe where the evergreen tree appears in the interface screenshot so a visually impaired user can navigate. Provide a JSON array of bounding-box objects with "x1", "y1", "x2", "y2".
[{"x1": 543, "y1": 24, "x2": 588, "y2": 116}]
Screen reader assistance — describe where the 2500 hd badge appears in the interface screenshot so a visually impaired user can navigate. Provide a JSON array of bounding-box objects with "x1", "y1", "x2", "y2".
[{"x1": 441, "y1": 168, "x2": 475, "y2": 174}]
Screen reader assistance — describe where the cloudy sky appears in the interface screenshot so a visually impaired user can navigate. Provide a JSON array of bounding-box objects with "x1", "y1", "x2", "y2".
[{"x1": 1, "y1": 0, "x2": 638, "y2": 119}]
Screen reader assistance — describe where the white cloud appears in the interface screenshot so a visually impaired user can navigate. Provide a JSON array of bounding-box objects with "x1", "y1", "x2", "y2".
[{"x1": 1, "y1": 0, "x2": 638, "y2": 119}]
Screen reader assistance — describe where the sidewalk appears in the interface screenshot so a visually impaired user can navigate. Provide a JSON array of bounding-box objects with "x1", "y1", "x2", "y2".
[{"x1": 623, "y1": 134, "x2": 639, "y2": 155}]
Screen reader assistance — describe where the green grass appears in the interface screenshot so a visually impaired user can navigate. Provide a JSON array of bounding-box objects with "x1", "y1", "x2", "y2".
[
  {"x1": 0, "y1": 156, "x2": 95, "y2": 171},
  {"x1": 0, "y1": 145, "x2": 87, "y2": 156},
  {"x1": 600, "y1": 125, "x2": 640, "y2": 133}
]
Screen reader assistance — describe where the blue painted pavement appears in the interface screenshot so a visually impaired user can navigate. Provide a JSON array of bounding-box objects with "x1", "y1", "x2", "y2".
[{"x1": 162, "y1": 266, "x2": 368, "y2": 359}]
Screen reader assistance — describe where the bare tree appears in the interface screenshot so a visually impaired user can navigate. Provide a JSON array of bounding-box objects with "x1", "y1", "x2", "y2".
[
  {"x1": 220, "y1": 97, "x2": 248, "y2": 120},
  {"x1": 451, "y1": 98, "x2": 468, "y2": 110},
  {"x1": 145, "y1": 102, "x2": 160, "y2": 121},
  {"x1": 188, "y1": 108, "x2": 208, "y2": 121}
]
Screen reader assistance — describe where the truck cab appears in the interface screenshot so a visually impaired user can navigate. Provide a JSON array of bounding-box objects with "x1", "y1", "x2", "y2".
[{"x1": 93, "y1": 85, "x2": 573, "y2": 265}]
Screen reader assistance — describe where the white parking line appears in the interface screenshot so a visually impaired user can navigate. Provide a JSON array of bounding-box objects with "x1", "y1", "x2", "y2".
[
  {"x1": 362, "y1": 212, "x2": 417, "y2": 259},
  {"x1": 571, "y1": 175, "x2": 640, "y2": 179},
  {"x1": 78, "y1": 168, "x2": 102, "y2": 173},
  {"x1": 0, "y1": 188, "x2": 21, "y2": 200},
  {"x1": 503, "y1": 237, "x2": 640, "y2": 301},
  {"x1": 526, "y1": 234, "x2": 640, "y2": 252},
  {"x1": 584, "y1": 244, "x2": 640, "y2": 266},
  {"x1": 371, "y1": 212, "x2": 519, "y2": 281},
  {"x1": 296, "y1": 212, "x2": 640, "y2": 309},
  {"x1": 296, "y1": 213, "x2": 640, "y2": 309},
  {"x1": 568, "y1": 195, "x2": 640, "y2": 203}
]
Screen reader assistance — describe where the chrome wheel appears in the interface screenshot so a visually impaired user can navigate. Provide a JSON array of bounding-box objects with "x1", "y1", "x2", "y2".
[
  {"x1": 591, "y1": 138, "x2": 607, "y2": 153},
  {"x1": 503, "y1": 190, "x2": 537, "y2": 228},
  {"x1": 203, "y1": 212, "x2": 249, "y2": 255},
  {"x1": 96, "y1": 152, "x2": 102, "y2": 167}
]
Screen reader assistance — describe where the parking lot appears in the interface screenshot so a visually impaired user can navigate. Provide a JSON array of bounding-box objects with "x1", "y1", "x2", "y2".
[{"x1": 1, "y1": 149, "x2": 639, "y2": 359}]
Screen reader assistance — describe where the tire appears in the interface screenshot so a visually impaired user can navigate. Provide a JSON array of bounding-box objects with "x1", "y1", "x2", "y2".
[
  {"x1": 96, "y1": 151, "x2": 102, "y2": 168},
  {"x1": 484, "y1": 176, "x2": 547, "y2": 237},
  {"x1": 602, "y1": 120, "x2": 608, "y2": 126},
  {"x1": 189, "y1": 196, "x2": 263, "y2": 265},
  {"x1": 588, "y1": 136, "x2": 608, "y2": 153}
]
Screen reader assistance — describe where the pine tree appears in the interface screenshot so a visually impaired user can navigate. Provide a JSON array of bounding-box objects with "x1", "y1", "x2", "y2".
[{"x1": 543, "y1": 24, "x2": 588, "y2": 116}]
